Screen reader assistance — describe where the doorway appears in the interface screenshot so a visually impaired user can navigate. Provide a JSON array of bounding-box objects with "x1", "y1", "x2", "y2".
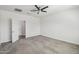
[
  {"x1": 10, "y1": 19, "x2": 26, "y2": 43},
  {"x1": 20, "y1": 20, "x2": 26, "y2": 39}
]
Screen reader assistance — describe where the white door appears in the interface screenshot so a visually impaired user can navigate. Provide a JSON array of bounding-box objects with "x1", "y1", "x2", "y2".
[{"x1": 12, "y1": 19, "x2": 20, "y2": 43}]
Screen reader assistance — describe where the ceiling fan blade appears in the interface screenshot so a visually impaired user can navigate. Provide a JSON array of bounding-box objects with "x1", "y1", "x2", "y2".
[
  {"x1": 42, "y1": 11, "x2": 47, "y2": 12},
  {"x1": 41, "y1": 6, "x2": 48, "y2": 11},
  {"x1": 35, "y1": 5, "x2": 40, "y2": 10},
  {"x1": 30, "y1": 10, "x2": 38, "y2": 12}
]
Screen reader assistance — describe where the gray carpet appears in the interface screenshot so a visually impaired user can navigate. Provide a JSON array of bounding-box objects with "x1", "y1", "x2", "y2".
[{"x1": 0, "y1": 35, "x2": 79, "y2": 54}]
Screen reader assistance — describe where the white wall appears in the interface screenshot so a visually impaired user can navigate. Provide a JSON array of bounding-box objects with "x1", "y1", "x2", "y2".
[
  {"x1": 0, "y1": 10, "x2": 40, "y2": 43},
  {"x1": 0, "y1": 11, "x2": 11, "y2": 43},
  {"x1": 41, "y1": 8, "x2": 79, "y2": 45},
  {"x1": 26, "y1": 16, "x2": 40, "y2": 37}
]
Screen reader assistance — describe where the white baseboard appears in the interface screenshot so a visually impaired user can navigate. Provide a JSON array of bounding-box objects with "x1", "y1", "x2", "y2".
[{"x1": 41, "y1": 34, "x2": 79, "y2": 45}]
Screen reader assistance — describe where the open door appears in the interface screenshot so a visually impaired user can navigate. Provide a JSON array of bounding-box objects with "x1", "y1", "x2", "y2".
[{"x1": 12, "y1": 19, "x2": 21, "y2": 43}]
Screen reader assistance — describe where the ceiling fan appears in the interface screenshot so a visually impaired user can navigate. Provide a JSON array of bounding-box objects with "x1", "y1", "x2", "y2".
[{"x1": 31, "y1": 5, "x2": 48, "y2": 14}]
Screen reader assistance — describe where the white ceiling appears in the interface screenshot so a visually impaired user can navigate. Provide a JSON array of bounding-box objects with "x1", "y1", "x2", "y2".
[{"x1": 0, "y1": 5, "x2": 76, "y2": 17}]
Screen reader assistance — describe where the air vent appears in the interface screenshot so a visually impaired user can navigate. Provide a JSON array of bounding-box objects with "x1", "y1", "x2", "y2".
[{"x1": 14, "y1": 8, "x2": 22, "y2": 12}]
